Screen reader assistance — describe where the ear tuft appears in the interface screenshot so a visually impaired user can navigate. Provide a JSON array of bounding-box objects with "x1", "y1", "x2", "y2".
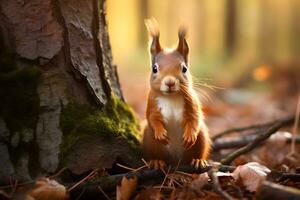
[
  {"x1": 145, "y1": 18, "x2": 160, "y2": 38},
  {"x1": 178, "y1": 25, "x2": 187, "y2": 39},
  {"x1": 177, "y1": 25, "x2": 189, "y2": 62},
  {"x1": 145, "y1": 18, "x2": 162, "y2": 57}
]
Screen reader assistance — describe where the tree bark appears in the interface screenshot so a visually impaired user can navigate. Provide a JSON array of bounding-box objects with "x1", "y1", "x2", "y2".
[{"x1": 0, "y1": 0, "x2": 140, "y2": 183}]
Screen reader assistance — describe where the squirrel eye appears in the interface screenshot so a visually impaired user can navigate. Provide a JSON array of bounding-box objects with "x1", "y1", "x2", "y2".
[
  {"x1": 152, "y1": 63, "x2": 158, "y2": 73},
  {"x1": 181, "y1": 63, "x2": 188, "y2": 73}
]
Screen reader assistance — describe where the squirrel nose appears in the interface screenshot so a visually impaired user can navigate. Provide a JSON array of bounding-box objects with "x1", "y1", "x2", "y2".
[{"x1": 166, "y1": 80, "x2": 175, "y2": 88}]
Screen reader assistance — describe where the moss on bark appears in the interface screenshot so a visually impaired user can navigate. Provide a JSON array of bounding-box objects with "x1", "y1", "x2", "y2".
[
  {"x1": 0, "y1": 45, "x2": 41, "y2": 133},
  {"x1": 60, "y1": 94, "x2": 141, "y2": 158}
]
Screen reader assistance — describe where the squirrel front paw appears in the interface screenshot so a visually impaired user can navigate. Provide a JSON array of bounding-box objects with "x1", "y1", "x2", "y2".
[
  {"x1": 191, "y1": 159, "x2": 208, "y2": 169},
  {"x1": 183, "y1": 130, "x2": 197, "y2": 149},
  {"x1": 154, "y1": 128, "x2": 170, "y2": 145}
]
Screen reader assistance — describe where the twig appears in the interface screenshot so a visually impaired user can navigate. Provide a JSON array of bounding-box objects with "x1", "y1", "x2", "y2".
[
  {"x1": 68, "y1": 170, "x2": 96, "y2": 192},
  {"x1": 117, "y1": 162, "x2": 147, "y2": 173},
  {"x1": 212, "y1": 135, "x2": 300, "y2": 151},
  {"x1": 141, "y1": 158, "x2": 150, "y2": 168},
  {"x1": 279, "y1": 172, "x2": 300, "y2": 182},
  {"x1": 47, "y1": 167, "x2": 68, "y2": 179},
  {"x1": 0, "y1": 190, "x2": 10, "y2": 199},
  {"x1": 212, "y1": 115, "x2": 295, "y2": 141},
  {"x1": 98, "y1": 186, "x2": 111, "y2": 200},
  {"x1": 208, "y1": 168, "x2": 234, "y2": 200},
  {"x1": 116, "y1": 163, "x2": 136, "y2": 171},
  {"x1": 0, "y1": 179, "x2": 18, "y2": 199},
  {"x1": 68, "y1": 164, "x2": 235, "y2": 195},
  {"x1": 169, "y1": 176, "x2": 183, "y2": 187},
  {"x1": 288, "y1": 92, "x2": 300, "y2": 156},
  {"x1": 160, "y1": 167, "x2": 171, "y2": 191},
  {"x1": 221, "y1": 115, "x2": 295, "y2": 165},
  {"x1": 9, "y1": 179, "x2": 18, "y2": 199},
  {"x1": 133, "y1": 165, "x2": 147, "y2": 172},
  {"x1": 74, "y1": 189, "x2": 86, "y2": 200},
  {"x1": 175, "y1": 171, "x2": 193, "y2": 177},
  {"x1": 212, "y1": 122, "x2": 273, "y2": 141}
]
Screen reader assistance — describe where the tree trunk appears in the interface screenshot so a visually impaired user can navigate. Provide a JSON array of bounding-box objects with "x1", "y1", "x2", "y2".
[{"x1": 0, "y1": 0, "x2": 140, "y2": 183}]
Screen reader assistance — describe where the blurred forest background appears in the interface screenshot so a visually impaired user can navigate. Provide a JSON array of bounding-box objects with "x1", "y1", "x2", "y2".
[{"x1": 107, "y1": 0, "x2": 300, "y2": 134}]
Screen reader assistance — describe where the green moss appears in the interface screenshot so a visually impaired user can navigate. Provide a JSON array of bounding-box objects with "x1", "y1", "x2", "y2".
[
  {"x1": 0, "y1": 45, "x2": 41, "y2": 132},
  {"x1": 60, "y1": 95, "x2": 141, "y2": 157}
]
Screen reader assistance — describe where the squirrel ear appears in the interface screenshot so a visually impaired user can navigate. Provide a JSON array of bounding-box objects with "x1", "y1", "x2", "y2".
[
  {"x1": 177, "y1": 25, "x2": 189, "y2": 62},
  {"x1": 145, "y1": 18, "x2": 162, "y2": 57}
]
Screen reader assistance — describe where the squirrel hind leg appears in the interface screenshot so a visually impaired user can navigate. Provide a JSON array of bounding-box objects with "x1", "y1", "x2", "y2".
[
  {"x1": 142, "y1": 125, "x2": 169, "y2": 165},
  {"x1": 182, "y1": 130, "x2": 211, "y2": 165}
]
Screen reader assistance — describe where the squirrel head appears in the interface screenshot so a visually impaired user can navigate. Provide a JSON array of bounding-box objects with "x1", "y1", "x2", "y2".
[{"x1": 145, "y1": 18, "x2": 191, "y2": 96}]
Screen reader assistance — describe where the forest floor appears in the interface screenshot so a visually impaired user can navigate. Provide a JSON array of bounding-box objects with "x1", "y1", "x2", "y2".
[{"x1": 1, "y1": 87, "x2": 299, "y2": 199}]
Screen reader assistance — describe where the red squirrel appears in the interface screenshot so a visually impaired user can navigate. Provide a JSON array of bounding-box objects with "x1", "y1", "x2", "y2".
[{"x1": 142, "y1": 19, "x2": 211, "y2": 169}]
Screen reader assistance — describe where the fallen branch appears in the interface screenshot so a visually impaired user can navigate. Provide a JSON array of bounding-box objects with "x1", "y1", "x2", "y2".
[
  {"x1": 213, "y1": 135, "x2": 300, "y2": 151},
  {"x1": 256, "y1": 181, "x2": 300, "y2": 200},
  {"x1": 212, "y1": 115, "x2": 295, "y2": 141},
  {"x1": 270, "y1": 171, "x2": 300, "y2": 182},
  {"x1": 279, "y1": 172, "x2": 300, "y2": 182},
  {"x1": 220, "y1": 116, "x2": 295, "y2": 165},
  {"x1": 207, "y1": 168, "x2": 234, "y2": 200},
  {"x1": 69, "y1": 164, "x2": 235, "y2": 198}
]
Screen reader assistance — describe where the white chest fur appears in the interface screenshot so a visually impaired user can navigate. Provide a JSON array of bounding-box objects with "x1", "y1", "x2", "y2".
[
  {"x1": 156, "y1": 95, "x2": 185, "y2": 158},
  {"x1": 156, "y1": 95, "x2": 184, "y2": 122}
]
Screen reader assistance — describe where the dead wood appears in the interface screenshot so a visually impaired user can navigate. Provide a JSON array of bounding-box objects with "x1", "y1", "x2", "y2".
[
  {"x1": 213, "y1": 135, "x2": 300, "y2": 151},
  {"x1": 256, "y1": 181, "x2": 300, "y2": 200},
  {"x1": 68, "y1": 164, "x2": 235, "y2": 198},
  {"x1": 212, "y1": 115, "x2": 295, "y2": 141},
  {"x1": 220, "y1": 115, "x2": 297, "y2": 165},
  {"x1": 207, "y1": 168, "x2": 234, "y2": 200}
]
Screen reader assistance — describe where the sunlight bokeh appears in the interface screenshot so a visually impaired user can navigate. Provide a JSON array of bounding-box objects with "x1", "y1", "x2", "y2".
[{"x1": 107, "y1": 0, "x2": 300, "y2": 119}]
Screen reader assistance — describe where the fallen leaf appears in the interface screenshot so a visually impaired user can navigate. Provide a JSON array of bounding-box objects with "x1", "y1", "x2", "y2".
[
  {"x1": 257, "y1": 131, "x2": 296, "y2": 167},
  {"x1": 26, "y1": 177, "x2": 69, "y2": 200},
  {"x1": 232, "y1": 162, "x2": 271, "y2": 192},
  {"x1": 190, "y1": 172, "x2": 209, "y2": 190},
  {"x1": 117, "y1": 176, "x2": 137, "y2": 200}
]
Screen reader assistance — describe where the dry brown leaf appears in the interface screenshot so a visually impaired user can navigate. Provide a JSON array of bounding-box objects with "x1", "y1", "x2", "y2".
[
  {"x1": 257, "y1": 131, "x2": 296, "y2": 167},
  {"x1": 190, "y1": 172, "x2": 209, "y2": 190},
  {"x1": 232, "y1": 162, "x2": 270, "y2": 192},
  {"x1": 26, "y1": 177, "x2": 69, "y2": 200},
  {"x1": 116, "y1": 176, "x2": 137, "y2": 200}
]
